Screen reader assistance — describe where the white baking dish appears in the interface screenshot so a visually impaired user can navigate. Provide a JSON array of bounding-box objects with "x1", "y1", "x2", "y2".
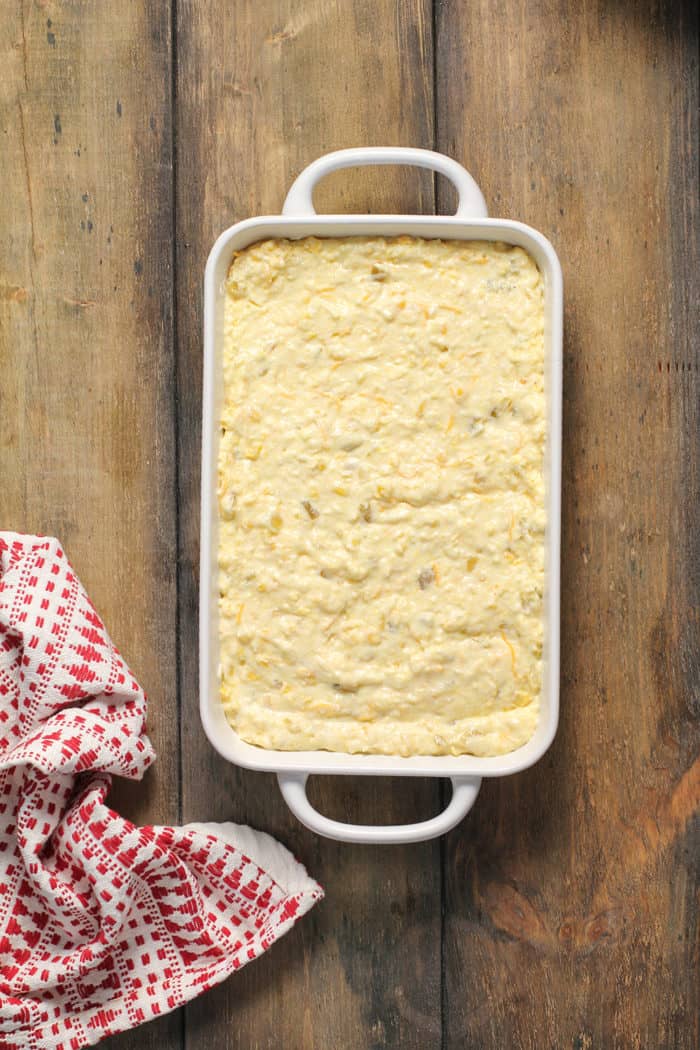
[{"x1": 200, "y1": 147, "x2": 562, "y2": 844}]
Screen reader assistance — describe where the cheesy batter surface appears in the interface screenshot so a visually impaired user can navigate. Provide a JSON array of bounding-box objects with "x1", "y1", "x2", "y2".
[{"x1": 218, "y1": 236, "x2": 545, "y2": 756}]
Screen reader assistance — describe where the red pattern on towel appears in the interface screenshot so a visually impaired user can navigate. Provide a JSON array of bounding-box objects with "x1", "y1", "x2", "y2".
[{"x1": 0, "y1": 534, "x2": 321, "y2": 1049}]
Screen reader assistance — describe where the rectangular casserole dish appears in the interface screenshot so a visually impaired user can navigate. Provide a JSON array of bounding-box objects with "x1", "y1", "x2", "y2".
[{"x1": 200, "y1": 147, "x2": 563, "y2": 844}]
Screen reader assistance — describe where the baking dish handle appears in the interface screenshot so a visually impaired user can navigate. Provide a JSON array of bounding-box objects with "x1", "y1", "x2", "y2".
[
  {"x1": 282, "y1": 147, "x2": 488, "y2": 219},
  {"x1": 276, "y1": 773, "x2": 482, "y2": 844}
]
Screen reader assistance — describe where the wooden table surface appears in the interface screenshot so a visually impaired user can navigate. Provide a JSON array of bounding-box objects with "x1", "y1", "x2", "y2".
[{"x1": 2, "y1": 2, "x2": 698, "y2": 1048}]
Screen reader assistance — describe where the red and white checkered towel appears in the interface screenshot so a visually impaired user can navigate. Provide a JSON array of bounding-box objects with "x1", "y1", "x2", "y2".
[{"x1": 0, "y1": 533, "x2": 322, "y2": 1049}]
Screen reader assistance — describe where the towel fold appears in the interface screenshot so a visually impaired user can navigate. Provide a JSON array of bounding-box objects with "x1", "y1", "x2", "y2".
[{"x1": 0, "y1": 533, "x2": 322, "y2": 1049}]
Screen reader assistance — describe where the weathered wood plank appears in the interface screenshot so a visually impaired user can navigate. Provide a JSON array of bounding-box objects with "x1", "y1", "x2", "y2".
[
  {"x1": 0, "y1": 4, "x2": 180, "y2": 1049},
  {"x1": 175, "y1": 2, "x2": 441, "y2": 1047},
  {"x1": 6, "y1": 3, "x2": 695, "y2": 1047},
  {"x1": 436, "y1": 2, "x2": 699, "y2": 1047}
]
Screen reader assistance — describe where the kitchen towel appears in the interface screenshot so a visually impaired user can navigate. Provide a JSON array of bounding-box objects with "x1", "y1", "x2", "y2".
[{"x1": 0, "y1": 533, "x2": 322, "y2": 1049}]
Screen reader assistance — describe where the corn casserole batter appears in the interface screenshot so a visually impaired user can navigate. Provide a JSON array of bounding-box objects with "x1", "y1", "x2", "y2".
[{"x1": 218, "y1": 236, "x2": 545, "y2": 756}]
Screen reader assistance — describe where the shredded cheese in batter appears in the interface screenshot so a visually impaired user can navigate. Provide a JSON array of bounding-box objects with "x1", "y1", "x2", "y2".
[{"x1": 218, "y1": 236, "x2": 545, "y2": 756}]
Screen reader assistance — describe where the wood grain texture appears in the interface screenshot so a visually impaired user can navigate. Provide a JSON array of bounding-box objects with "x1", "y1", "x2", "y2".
[
  {"x1": 2, "y1": 1, "x2": 698, "y2": 1047},
  {"x1": 0, "y1": 3, "x2": 180, "y2": 1049},
  {"x1": 436, "y1": 2, "x2": 699, "y2": 1048},
  {"x1": 174, "y1": 2, "x2": 441, "y2": 1048}
]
